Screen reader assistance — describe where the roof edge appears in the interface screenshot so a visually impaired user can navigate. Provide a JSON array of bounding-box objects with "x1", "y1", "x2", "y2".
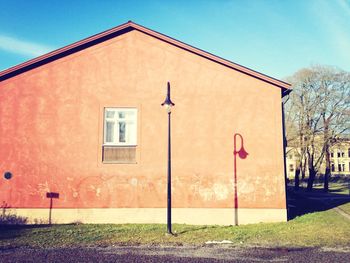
[
  {"x1": 0, "y1": 21, "x2": 132, "y2": 81},
  {"x1": 0, "y1": 21, "x2": 291, "y2": 90},
  {"x1": 129, "y1": 22, "x2": 291, "y2": 90}
]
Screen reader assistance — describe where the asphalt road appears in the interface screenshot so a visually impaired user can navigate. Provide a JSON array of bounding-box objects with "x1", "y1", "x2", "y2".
[{"x1": 1, "y1": 245, "x2": 349, "y2": 262}]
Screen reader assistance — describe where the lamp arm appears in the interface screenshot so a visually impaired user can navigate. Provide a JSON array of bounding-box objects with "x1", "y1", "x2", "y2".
[{"x1": 234, "y1": 133, "x2": 243, "y2": 155}]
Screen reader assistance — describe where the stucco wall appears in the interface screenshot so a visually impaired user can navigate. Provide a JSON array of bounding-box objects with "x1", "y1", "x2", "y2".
[{"x1": 0, "y1": 30, "x2": 286, "y2": 219}]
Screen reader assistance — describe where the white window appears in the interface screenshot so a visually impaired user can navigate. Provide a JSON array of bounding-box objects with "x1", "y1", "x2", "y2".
[
  {"x1": 338, "y1": 163, "x2": 345, "y2": 172},
  {"x1": 289, "y1": 164, "x2": 294, "y2": 172},
  {"x1": 104, "y1": 108, "x2": 137, "y2": 146}
]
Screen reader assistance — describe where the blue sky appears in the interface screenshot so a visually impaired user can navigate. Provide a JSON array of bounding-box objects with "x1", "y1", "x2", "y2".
[{"x1": 0, "y1": 0, "x2": 349, "y2": 79}]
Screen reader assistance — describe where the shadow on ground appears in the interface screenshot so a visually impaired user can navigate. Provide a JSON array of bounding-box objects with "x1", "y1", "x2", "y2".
[
  {"x1": 287, "y1": 179, "x2": 350, "y2": 220},
  {"x1": 0, "y1": 223, "x2": 78, "y2": 241}
]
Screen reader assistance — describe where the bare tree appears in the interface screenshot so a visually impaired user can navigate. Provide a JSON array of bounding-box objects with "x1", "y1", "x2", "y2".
[
  {"x1": 285, "y1": 68, "x2": 323, "y2": 190},
  {"x1": 285, "y1": 66, "x2": 349, "y2": 191},
  {"x1": 317, "y1": 66, "x2": 350, "y2": 191}
]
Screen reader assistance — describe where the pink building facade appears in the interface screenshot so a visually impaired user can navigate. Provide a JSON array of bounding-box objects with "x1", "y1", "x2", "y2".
[{"x1": 0, "y1": 22, "x2": 291, "y2": 225}]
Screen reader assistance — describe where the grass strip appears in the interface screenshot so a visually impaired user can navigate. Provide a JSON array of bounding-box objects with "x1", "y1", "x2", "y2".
[{"x1": 0, "y1": 208, "x2": 349, "y2": 249}]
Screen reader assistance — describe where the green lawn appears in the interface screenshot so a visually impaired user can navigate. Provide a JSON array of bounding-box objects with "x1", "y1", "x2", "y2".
[
  {"x1": 339, "y1": 202, "x2": 350, "y2": 215},
  {"x1": 1, "y1": 208, "x2": 349, "y2": 249},
  {"x1": 312, "y1": 182, "x2": 350, "y2": 195}
]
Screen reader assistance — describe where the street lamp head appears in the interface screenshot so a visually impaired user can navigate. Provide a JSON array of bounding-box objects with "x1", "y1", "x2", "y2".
[{"x1": 161, "y1": 82, "x2": 175, "y2": 112}]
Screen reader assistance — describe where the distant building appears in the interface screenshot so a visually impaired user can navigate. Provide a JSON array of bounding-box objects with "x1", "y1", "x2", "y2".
[
  {"x1": 286, "y1": 137, "x2": 350, "y2": 179},
  {"x1": 286, "y1": 147, "x2": 300, "y2": 179},
  {"x1": 330, "y1": 139, "x2": 350, "y2": 176}
]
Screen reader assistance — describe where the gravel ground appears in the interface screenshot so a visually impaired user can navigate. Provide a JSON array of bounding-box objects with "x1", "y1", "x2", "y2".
[{"x1": 1, "y1": 245, "x2": 349, "y2": 262}]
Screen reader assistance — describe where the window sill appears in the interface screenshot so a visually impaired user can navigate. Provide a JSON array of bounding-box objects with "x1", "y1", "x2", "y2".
[{"x1": 102, "y1": 161, "x2": 138, "y2": 164}]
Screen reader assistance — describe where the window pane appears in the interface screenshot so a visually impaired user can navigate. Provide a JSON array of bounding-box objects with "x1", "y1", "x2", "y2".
[
  {"x1": 119, "y1": 112, "x2": 125, "y2": 118},
  {"x1": 106, "y1": 111, "x2": 115, "y2": 118},
  {"x1": 106, "y1": 121, "x2": 114, "y2": 143},
  {"x1": 128, "y1": 121, "x2": 136, "y2": 145},
  {"x1": 119, "y1": 121, "x2": 126, "y2": 142},
  {"x1": 125, "y1": 110, "x2": 135, "y2": 120}
]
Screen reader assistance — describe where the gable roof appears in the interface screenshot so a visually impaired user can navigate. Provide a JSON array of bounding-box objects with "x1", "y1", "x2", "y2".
[{"x1": 0, "y1": 21, "x2": 291, "y2": 94}]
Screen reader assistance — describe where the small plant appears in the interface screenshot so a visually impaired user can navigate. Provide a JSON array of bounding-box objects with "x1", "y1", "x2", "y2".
[
  {"x1": 0, "y1": 214, "x2": 28, "y2": 225},
  {"x1": 0, "y1": 201, "x2": 28, "y2": 225}
]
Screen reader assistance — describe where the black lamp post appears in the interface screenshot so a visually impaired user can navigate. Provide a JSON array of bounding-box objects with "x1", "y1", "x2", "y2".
[{"x1": 161, "y1": 81, "x2": 175, "y2": 235}]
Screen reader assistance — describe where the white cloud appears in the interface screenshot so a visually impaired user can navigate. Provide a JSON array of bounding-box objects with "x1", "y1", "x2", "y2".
[{"x1": 0, "y1": 35, "x2": 54, "y2": 57}]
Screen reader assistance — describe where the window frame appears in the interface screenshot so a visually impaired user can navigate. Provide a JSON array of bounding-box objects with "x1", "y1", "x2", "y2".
[{"x1": 103, "y1": 107, "x2": 138, "y2": 147}]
